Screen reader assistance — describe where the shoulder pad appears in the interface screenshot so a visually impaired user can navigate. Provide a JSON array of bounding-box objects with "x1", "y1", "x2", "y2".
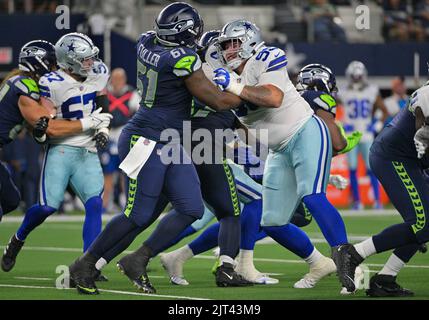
[
  {"x1": 313, "y1": 92, "x2": 337, "y2": 116},
  {"x1": 256, "y1": 47, "x2": 288, "y2": 73},
  {"x1": 12, "y1": 76, "x2": 40, "y2": 100},
  {"x1": 172, "y1": 49, "x2": 202, "y2": 77}
]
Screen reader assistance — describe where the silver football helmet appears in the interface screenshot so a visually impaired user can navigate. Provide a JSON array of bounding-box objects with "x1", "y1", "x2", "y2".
[
  {"x1": 55, "y1": 33, "x2": 99, "y2": 77},
  {"x1": 345, "y1": 60, "x2": 367, "y2": 85},
  {"x1": 216, "y1": 20, "x2": 264, "y2": 70}
]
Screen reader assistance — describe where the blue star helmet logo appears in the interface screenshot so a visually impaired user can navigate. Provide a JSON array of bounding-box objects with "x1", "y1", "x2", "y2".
[
  {"x1": 243, "y1": 22, "x2": 252, "y2": 30},
  {"x1": 67, "y1": 43, "x2": 76, "y2": 52}
]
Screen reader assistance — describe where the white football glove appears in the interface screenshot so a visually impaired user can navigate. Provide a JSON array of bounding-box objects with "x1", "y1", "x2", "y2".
[
  {"x1": 328, "y1": 174, "x2": 349, "y2": 190},
  {"x1": 414, "y1": 125, "x2": 429, "y2": 159},
  {"x1": 80, "y1": 108, "x2": 113, "y2": 131}
]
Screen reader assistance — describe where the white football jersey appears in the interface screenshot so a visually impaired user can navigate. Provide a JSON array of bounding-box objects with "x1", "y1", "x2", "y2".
[
  {"x1": 338, "y1": 83, "x2": 379, "y2": 142},
  {"x1": 219, "y1": 46, "x2": 313, "y2": 150},
  {"x1": 39, "y1": 61, "x2": 109, "y2": 151},
  {"x1": 409, "y1": 82, "x2": 429, "y2": 118}
]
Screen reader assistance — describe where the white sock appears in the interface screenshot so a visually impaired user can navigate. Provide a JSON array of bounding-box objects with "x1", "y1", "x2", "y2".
[
  {"x1": 95, "y1": 257, "x2": 107, "y2": 271},
  {"x1": 236, "y1": 249, "x2": 255, "y2": 271},
  {"x1": 354, "y1": 237, "x2": 376, "y2": 259},
  {"x1": 219, "y1": 255, "x2": 235, "y2": 266},
  {"x1": 379, "y1": 254, "x2": 405, "y2": 277},
  {"x1": 176, "y1": 245, "x2": 194, "y2": 261},
  {"x1": 304, "y1": 247, "x2": 323, "y2": 268}
]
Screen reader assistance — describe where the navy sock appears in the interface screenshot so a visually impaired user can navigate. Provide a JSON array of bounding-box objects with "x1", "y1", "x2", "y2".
[
  {"x1": 160, "y1": 225, "x2": 198, "y2": 252},
  {"x1": 189, "y1": 223, "x2": 220, "y2": 255},
  {"x1": 393, "y1": 244, "x2": 420, "y2": 263},
  {"x1": 263, "y1": 224, "x2": 314, "y2": 258},
  {"x1": 16, "y1": 205, "x2": 56, "y2": 241},
  {"x1": 83, "y1": 196, "x2": 103, "y2": 252},
  {"x1": 303, "y1": 193, "x2": 348, "y2": 247},
  {"x1": 144, "y1": 211, "x2": 197, "y2": 256},
  {"x1": 372, "y1": 223, "x2": 417, "y2": 253},
  {"x1": 218, "y1": 215, "x2": 240, "y2": 258},
  {"x1": 240, "y1": 199, "x2": 263, "y2": 250},
  {"x1": 88, "y1": 213, "x2": 138, "y2": 259},
  {"x1": 368, "y1": 170, "x2": 381, "y2": 202},
  {"x1": 349, "y1": 169, "x2": 360, "y2": 203}
]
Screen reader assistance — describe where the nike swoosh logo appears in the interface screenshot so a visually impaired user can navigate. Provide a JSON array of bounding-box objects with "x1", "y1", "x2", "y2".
[
  {"x1": 222, "y1": 271, "x2": 233, "y2": 280},
  {"x1": 274, "y1": 52, "x2": 280, "y2": 57}
]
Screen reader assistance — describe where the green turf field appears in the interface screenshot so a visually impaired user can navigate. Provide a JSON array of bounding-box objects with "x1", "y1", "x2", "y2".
[{"x1": 0, "y1": 212, "x2": 428, "y2": 300}]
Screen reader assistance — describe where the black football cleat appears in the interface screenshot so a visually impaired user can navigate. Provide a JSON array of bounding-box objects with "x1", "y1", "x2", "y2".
[
  {"x1": 1, "y1": 235, "x2": 24, "y2": 272},
  {"x1": 215, "y1": 262, "x2": 254, "y2": 287},
  {"x1": 332, "y1": 244, "x2": 364, "y2": 293},
  {"x1": 418, "y1": 243, "x2": 427, "y2": 254},
  {"x1": 69, "y1": 268, "x2": 108, "y2": 288},
  {"x1": 69, "y1": 256, "x2": 99, "y2": 295},
  {"x1": 366, "y1": 274, "x2": 414, "y2": 297},
  {"x1": 117, "y1": 252, "x2": 156, "y2": 294}
]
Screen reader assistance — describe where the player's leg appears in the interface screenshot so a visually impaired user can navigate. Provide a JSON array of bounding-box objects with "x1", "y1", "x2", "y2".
[
  {"x1": 361, "y1": 141, "x2": 382, "y2": 209},
  {"x1": 290, "y1": 203, "x2": 313, "y2": 228},
  {"x1": 341, "y1": 153, "x2": 429, "y2": 295},
  {"x1": 69, "y1": 150, "x2": 104, "y2": 252},
  {"x1": 347, "y1": 142, "x2": 361, "y2": 209},
  {"x1": 1, "y1": 145, "x2": 70, "y2": 272},
  {"x1": 261, "y1": 136, "x2": 337, "y2": 288},
  {"x1": 0, "y1": 161, "x2": 21, "y2": 219},
  {"x1": 69, "y1": 135, "x2": 167, "y2": 294}
]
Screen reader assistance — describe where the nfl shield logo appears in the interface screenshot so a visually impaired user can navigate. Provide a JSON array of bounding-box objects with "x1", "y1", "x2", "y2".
[{"x1": 144, "y1": 139, "x2": 150, "y2": 145}]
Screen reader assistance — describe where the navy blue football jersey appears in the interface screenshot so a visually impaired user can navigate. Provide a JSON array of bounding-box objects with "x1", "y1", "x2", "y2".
[
  {"x1": 300, "y1": 90, "x2": 337, "y2": 117},
  {"x1": 371, "y1": 106, "x2": 429, "y2": 167},
  {"x1": 125, "y1": 32, "x2": 202, "y2": 141},
  {"x1": 191, "y1": 98, "x2": 237, "y2": 132},
  {"x1": 0, "y1": 75, "x2": 40, "y2": 147}
]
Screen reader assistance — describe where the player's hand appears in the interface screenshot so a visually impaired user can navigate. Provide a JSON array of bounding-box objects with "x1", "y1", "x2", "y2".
[
  {"x1": 328, "y1": 174, "x2": 348, "y2": 190},
  {"x1": 414, "y1": 125, "x2": 429, "y2": 159},
  {"x1": 80, "y1": 108, "x2": 113, "y2": 131},
  {"x1": 213, "y1": 68, "x2": 244, "y2": 96},
  {"x1": 33, "y1": 116, "x2": 49, "y2": 144},
  {"x1": 93, "y1": 127, "x2": 109, "y2": 150}
]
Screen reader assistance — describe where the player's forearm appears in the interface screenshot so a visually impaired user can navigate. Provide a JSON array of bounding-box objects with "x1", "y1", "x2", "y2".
[
  {"x1": 212, "y1": 92, "x2": 242, "y2": 111},
  {"x1": 240, "y1": 85, "x2": 283, "y2": 108},
  {"x1": 46, "y1": 119, "x2": 83, "y2": 137}
]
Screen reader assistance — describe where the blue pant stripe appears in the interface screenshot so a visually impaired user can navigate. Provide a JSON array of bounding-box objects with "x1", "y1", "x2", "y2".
[
  {"x1": 319, "y1": 117, "x2": 331, "y2": 192},
  {"x1": 312, "y1": 116, "x2": 329, "y2": 194},
  {"x1": 235, "y1": 180, "x2": 262, "y2": 201},
  {"x1": 39, "y1": 146, "x2": 50, "y2": 206}
]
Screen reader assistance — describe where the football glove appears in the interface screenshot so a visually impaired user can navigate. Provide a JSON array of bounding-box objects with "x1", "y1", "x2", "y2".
[
  {"x1": 414, "y1": 125, "x2": 429, "y2": 159},
  {"x1": 337, "y1": 122, "x2": 362, "y2": 155},
  {"x1": 33, "y1": 116, "x2": 50, "y2": 144},
  {"x1": 213, "y1": 68, "x2": 244, "y2": 96},
  {"x1": 328, "y1": 174, "x2": 348, "y2": 190},
  {"x1": 93, "y1": 127, "x2": 109, "y2": 150},
  {"x1": 80, "y1": 108, "x2": 113, "y2": 131}
]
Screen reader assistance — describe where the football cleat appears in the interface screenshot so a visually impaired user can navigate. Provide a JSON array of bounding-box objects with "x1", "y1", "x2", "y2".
[
  {"x1": 366, "y1": 274, "x2": 414, "y2": 297},
  {"x1": 160, "y1": 252, "x2": 189, "y2": 286},
  {"x1": 215, "y1": 262, "x2": 254, "y2": 287},
  {"x1": 332, "y1": 244, "x2": 364, "y2": 293},
  {"x1": 1, "y1": 235, "x2": 24, "y2": 272},
  {"x1": 294, "y1": 256, "x2": 337, "y2": 289},
  {"x1": 69, "y1": 257, "x2": 99, "y2": 295},
  {"x1": 235, "y1": 262, "x2": 279, "y2": 285},
  {"x1": 117, "y1": 252, "x2": 156, "y2": 294}
]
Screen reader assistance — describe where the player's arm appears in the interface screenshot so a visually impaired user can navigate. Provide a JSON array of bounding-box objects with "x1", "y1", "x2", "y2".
[
  {"x1": 316, "y1": 109, "x2": 347, "y2": 154},
  {"x1": 407, "y1": 87, "x2": 429, "y2": 158},
  {"x1": 184, "y1": 68, "x2": 242, "y2": 111},
  {"x1": 373, "y1": 94, "x2": 389, "y2": 123},
  {"x1": 239, "y1": 85, "x2": 283, "y2": 109}
]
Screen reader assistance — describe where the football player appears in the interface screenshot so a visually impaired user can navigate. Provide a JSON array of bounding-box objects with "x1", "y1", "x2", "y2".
[
  {"x1": 338, "y1": 61, "x2": 388, "y2": 209},
  {"x1": 0, "y1": 39, "x2": 111, "y2": 272},
  {"x1": 338, "y1": 76, "x2": 429, "y2": 296},
  {"x1": 2, "y1": 33, "x2": 112, "y2": 276},
  {"x1": 68, "y1": 2, "x2": 244, "y2": 295},
  {"x1": 212, "y1": 20, "x2": 356, "y2": 292}
]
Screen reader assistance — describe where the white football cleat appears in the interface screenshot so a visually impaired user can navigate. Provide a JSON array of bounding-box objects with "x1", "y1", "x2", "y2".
[
  {"x1": 235, "y1": 264, "x2": 279, "y2": 285},
  {"x1": 294, "y1": 256, "x2": 337, "y2": 289},
  {"x1": 160, "y1": 252, "x2": 189, "y2": 286},
  {"x1": 340, "y1": 266, "x2": 364, "y2": 295}
]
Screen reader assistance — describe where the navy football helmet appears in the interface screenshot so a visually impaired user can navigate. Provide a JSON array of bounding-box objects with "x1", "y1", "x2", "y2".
[
  {"x1": 155, "y1": 2, "x2": 203, "y2": 49},
  {"x1": 18, "y1": 40, "x2": 56, "y2": 77},
  {"x1": 197, "y1": 30, "x2": 220, "y2": 58},
  {"x1": 297, "y1": 63, "x2": 337, "y2": 94}
]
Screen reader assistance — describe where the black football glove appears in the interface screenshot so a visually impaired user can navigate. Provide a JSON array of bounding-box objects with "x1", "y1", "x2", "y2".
[
  {"x1": 33, "y1": 116, "x2": 50, "y2": 144},
  {"x1": 93, "y1": 131, "x2": 109, "y2": 150}
]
